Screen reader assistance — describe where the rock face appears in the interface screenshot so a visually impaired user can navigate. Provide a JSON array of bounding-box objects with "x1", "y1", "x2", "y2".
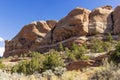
[
  {"x1": 3, "y1": 5, "x2": 120, "y2": 57},
  {"x1": 52, "y1": 8, "x2": 90, "y2": 43},
  {"x1": 113, "y1": 6, "x2": 120, "y2": 34},
  {"x1": 89, "y1": 6, "x2": 113, "y2": 35},
  {"x1": 3, "y1": 20, "x2": 57, "y2": 57},
  {"x1": 46, "y1": 20, "x2": 58, "y2": 28}
]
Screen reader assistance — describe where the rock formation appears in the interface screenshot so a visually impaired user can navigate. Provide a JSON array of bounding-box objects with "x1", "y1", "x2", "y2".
[
  {"x1": 52, "y1": 7, "x2": 90, "y2": 43},
  {"x1": 3, "y1": 20, "x2": 57, "y2": 57},
  {"x1": 89, "y1": 6, "x2": 113, "y2": 35},
  {"x1": 113, "y1": 6, "x2": 120, "y2": 34},
  {"x1": 3, "y1": 5, "x2": 120, "y2": 57}
]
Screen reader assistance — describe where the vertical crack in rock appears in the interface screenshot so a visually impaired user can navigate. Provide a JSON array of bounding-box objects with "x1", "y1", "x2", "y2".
[
  {"x1": 111, "y1": 12, "x2": 114, "y2": 30},
  {"x1": 51, "y1": 26, "x2": 56, "y2": 43}
]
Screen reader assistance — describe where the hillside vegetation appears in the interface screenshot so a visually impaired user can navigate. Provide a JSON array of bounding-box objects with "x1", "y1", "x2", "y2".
[{"x1": 1, "y1": 34, "x2": 120, "y2": 80}]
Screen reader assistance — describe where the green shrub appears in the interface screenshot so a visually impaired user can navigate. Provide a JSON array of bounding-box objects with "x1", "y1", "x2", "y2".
[
  {"x1": 72, "y1": 43, "x2": 87, "y2": 54},
  {"x1": 58, "y1": 43, "x2": 64, "y2": 51},
  {"x1": 11, "y1": 60, "x2": 29, "y2": 74},
  {"x1": 115, "y1": 42, "x2": 120, "y2": 52},
  {"x1": 90, "y1": 38, "x2": 104, "y2": 53},
  {"x1": 12, "y1": 50, "x2": 64, "y2": 74},
  {"x1": 72, "y1": 43, "x2": 87, "y2": 60},
  {"x1": 0, "y1": 59, "x2": 5, "y2": 69},
  {"x1": 27, "y1": 58, "x2": 40, "y2": 74},
  {"x1": 11, "y1": 52, "x2": 45, "y2": 74},
  {"x1": 90, "y1": 38, "x2": 112, "y2": 53},
  {"x1": 27, "y1": 52, "x2": 42, "y2": 58},
  {"x1": 102, "y1": 42, "x2": 112, "y2": 52},
  {"x1": 28, "y1": 53, "x2": 45, "y2": 74},
  {"x1": 11, "y1": 64, "x2": 19, "y2": 73},
  {"x1": 110, "y1": 42, "x2": 120, "y2": 63},
  {"x1": 110, "y1": 51, "x2": 120, "y2": 63},
  {"x1": 43, "y1": 50, "x2": 64, "y2": 70},
  {"x1": 107, "y1": 32, "x2": 113, "y2": 42},
  {"x1": 18, "y1": 61, "x2": 28, "y2": 74},
  {"x1": 64, "y1": 44, "x2": 88, "y2": 61},
  {"x1": 81, "y1": 55, "x2": 90, "y2": 60},
  {"x1": 65, "y1": 48, "x2": 76, "y2": 62}
]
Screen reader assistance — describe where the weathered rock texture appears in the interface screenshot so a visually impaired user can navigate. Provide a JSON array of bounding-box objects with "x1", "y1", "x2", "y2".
[
  {"x1": 3, "y1": 20, "x2": 57, "y2": 57},
  {"x1": 52, "y1": 8, "x2": 90, "y2": 43},
  {"x1": 113, "y1": 6, "x2": 120, "y2": 34},
  {"x1": 89, "y1": 6, "x2": 113, "y2": 35},
  {"x1": 3, "y1": 5, "x2": 120, "y2": 57}
]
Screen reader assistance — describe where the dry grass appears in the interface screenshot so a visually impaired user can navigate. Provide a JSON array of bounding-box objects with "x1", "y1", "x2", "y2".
[{"x1": 90, "y1": 60, "x2": 120, "y2": 80}]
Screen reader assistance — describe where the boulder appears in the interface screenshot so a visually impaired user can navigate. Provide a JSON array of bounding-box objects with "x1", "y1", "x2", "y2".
[
  {"x1": 52, "y1": 7, "x2": 90, "y2": 43},
  {"x1": 89, "y1": 6, "x2": 113, "y2": 35},
  {"x1": 113, "y1": 6, "x2": 120, "y2": 34}
]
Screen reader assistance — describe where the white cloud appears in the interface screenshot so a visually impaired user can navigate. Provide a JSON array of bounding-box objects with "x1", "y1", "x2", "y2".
[
  {"x1": 0, "y1": 37, "x2": 4, "y2": 42},
  {"x1": 0, "y1": 47, "x2": 5, "y2": 57}
]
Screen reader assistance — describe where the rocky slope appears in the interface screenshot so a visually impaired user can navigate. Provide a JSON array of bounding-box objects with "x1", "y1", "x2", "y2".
[{"x1": 3, "y1": 5, "x2": 120, "y2": 57}]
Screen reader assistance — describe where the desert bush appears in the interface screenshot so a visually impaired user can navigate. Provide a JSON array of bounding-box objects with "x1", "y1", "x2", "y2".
[
  {"x1": 102, "y1": 42, "x2": 112, "y2": 52},
  {"x1": 72, "y1": 43, "x2": 87, "y2": 60},
  {"x1": 27, "y1": 52, "x2": 45, "y2": 74},
  {"x1": 28, "y1": 54, "x2": 45, "y2": 74},
  {"x1": 42, "y1": 70, "x2": 54, "y2": 80},
  {"x1": 115, "y1": 41, "x2": 120, "y2": 52},
  {"x1": 27, "y1": 51, "x2": 42, "y2": 58},
  {"x1": 65, "y1": 44, "x2": 89, "y2": 61},
  {"x1": 58, "y1": 43, "x2": 64, "y2": 51},
  {"x1": 12, "y1": 50, "x2": 64, "y2": 74},
  {"x1": 90, "y1": 38, "x2": 104, "y2": 53},
  {"x1": 53, "y1": 66, "x2": 66, "y2": 77},
  {"x1": 0, "y1": 59, "x2": 5, "y2": 69},
  {"x1": 42, "y1": 67, "x2": 66, "y2": 80},
  {"x1": 110, "y1": 42, "x2": 120, "y2": 63},
  {"x1": 11, "y1": 60, "x2": 28, "y2": 74},
  {"x1": 72, "y1": 43, "x2": 87, "y2": 54},
  {"x1": 43, "y1": 50, "x2": 64, "y2": 70},
  {"x1": 26, "y1": 58, "x2": 41, "y2": 74},
  {"x1": 90, "y1": 38, "x2": 112, "y2": 53},
  {"x1": 110, "y1": 51, "x2": 120, "y2": 64},
  {"x1": 81, "y1": 55, "x2": 90, "y2": 60},
  {"x1": 65, "y1": 48, "x2": 76, "y2": 62},
  {"x1": 107, "y1": 32, "x2": 113, "y2": 43},
  {"x1": 90, "y1": 60, "x2": 120, "y2": 80},
  {"x1": 12, "y1": 59, "x2": 41, "y2": 74},
  {"x1": 11, "y1": 52, "x2": 45, "y2": 74},
  {"x1": 61, "y1": 70, "x2": 80, "y2": 80}
]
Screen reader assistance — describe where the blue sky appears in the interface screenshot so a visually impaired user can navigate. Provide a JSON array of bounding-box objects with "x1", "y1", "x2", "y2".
[{"x1": 0, "y1": 0, "x2": 120, "y2": 56}]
